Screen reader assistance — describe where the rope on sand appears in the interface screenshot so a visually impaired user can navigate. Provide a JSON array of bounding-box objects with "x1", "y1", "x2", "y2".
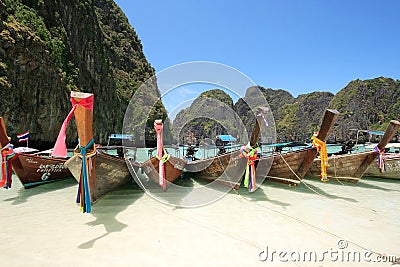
[
  {"x1": 276, "y1": 152, "x2": 326, "y2": 197},
  {"x1": 275, "y1": 152, "x2": 384, "y2": 214},
  {"x1": 232, "y1": 153, "x2": 397, "y2": 262},
  {"x1": 141, "y1": 197, "x2": 262, "y2": 249},
  {"x1": 231, "y1": 188, "x2": 392, "y2": 263},
  {"x1": 140, "y1": 196, "x2": 306, "y2": 266}
]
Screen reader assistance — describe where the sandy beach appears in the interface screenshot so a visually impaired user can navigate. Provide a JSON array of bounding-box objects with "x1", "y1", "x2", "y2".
[{"x1": 1, "y1": 174, "x2": 399, "y2": 267}]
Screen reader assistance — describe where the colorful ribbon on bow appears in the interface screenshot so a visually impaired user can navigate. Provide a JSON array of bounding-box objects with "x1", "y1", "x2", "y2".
[
  {"x1": 0, "y1": 144, "x2": 17, "y2": 189},
  {"x1": 311, "y1": 134, "x2": 329, "y2": 182},
  {"x1": 52, "y1": 95, "x2": 94, "y2": 158},
  {"x1": 373, "y1": 146, "x2": 385, "y2": 173},
  {"x1": 154, "y1": 121, "x2": 167, "y2": 190},
  {"x1": 75, "y1": 138, "x2": 96, "y2": 213},
  {"x1": 240, "y1": 143, "x2": 258, "y2": 192},
  {"x1": 155, "y1": 150, "x2": 170, "y2": 163}
]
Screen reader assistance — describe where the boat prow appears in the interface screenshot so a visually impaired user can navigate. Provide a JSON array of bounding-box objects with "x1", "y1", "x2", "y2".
[
  {"x1": 0, "y1": 117, "x2": 73, "y2": 189},
  {"x1": 140, "y1": 120, "x2": 186, "y2": 191},
  {"x1": 259, "y1": 109, "x2": 340, "y2": 186},
  {"x1": 65, "y1": 150, "x2": 139, "y2": 202},
  {"x1": 306, "y1": 120, "x2": 400, "y2": 182},
  {"x1": 64, "y1": 91, "x2": 139, "y2": 212},
  {"x1": 184, "y1": 107, "x2": 269, "y2": 190}
]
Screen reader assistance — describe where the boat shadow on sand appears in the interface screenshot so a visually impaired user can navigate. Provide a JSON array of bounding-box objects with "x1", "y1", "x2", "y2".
[
  {"x1": 173, "y1": 173, "x2": 279, "y2": 209},
  {"x1": 78, "y1": 181, "x2": 144, "y2": 249},
  {"x1": 355, "y1": 177, "x2": 400, "y2": 192},
  {"x1": 132, "y1": 170, "x2": 195, "y2": 209},
  {"x1": 231, "y1": 183, "x2": 291, "y2": 209},
  {"x1": 160, "y1": 173, "x2": 289, "y2": 209},
  {"x1": 176, "y1": 173, "x2": 292, "y2": 209},
  {"x1": 304, "y1": 176, "x2": 400, "y2": 193},
  {"x1": 3, "y1": 177, "x2": 76, "y2": 205},
  {"x1": 264, "y1": 178, "x2": 359, "y2": 203}
]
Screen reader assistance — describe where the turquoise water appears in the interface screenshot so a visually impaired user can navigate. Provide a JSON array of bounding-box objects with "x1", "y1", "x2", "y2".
[
  {"x1": 102, "y1": 143, "x2": 379, "y2": 163},
  {"x1": 134, "y1": 145, "x2": 242, "y2": 162}
]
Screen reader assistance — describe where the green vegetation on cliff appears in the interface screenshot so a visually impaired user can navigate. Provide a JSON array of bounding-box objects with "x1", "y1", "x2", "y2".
[
  {"x1": 173, "y1": 89, "x2": 241, "y2": 144},
  {"x1": 235, "y1": 87, "x2": 333, "y2": 142},
  {"x1": 174, "y1": 79, "x2": 399, "y2": 145},
  {"x1": 0, "y1": 0, "x2": 166, "y2": 147},
  {"x1": 328, "y1": 77, "x2": 400, "y2": 141},
  {"x1": 1, "y1": 0, "x2": 398, "y2": 147}
]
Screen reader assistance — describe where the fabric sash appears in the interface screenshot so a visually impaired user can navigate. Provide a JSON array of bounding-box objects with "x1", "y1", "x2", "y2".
[
  {"x1": 311, "y1": 135, "x2": 329, "y2": 182},
  {"x1": 75, "y1": 138, "x2": 96, "y2": 213},
  {"x1": 154, "y1": 121, "x2": 166, "y2": 190},
  {"x1": 0, "y1": 144, "x2": 17, "y2": 189},
  {"x1": 240, "y1": 144, "x2": 258, "y2": 192},
  {"x1": 52, "y1": 95, "x2": 94, "y2": 158},
  {"x1": 373, "y1": 146, "x2": 385, "y2": 173}
]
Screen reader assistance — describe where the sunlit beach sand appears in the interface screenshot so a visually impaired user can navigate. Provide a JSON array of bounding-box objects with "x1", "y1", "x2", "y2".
[{"x1": 1, "y1": 174, "x2": 399, "y2": 266}]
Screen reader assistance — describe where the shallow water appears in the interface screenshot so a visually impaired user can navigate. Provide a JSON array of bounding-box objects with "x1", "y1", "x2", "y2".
[{"x1": 1, "y1": 173, "x2": 399, "y2": 266}]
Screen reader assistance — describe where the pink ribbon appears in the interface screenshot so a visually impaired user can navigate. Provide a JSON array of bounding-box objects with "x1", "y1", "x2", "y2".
[
  {"x1": 51, "y1": 94, "x2": 94, "y2": 158},
  {"x1": 373, "y1": 146, "x2": 385, "y2": 173},
  {"x1": 154, "y1": 121, "x2": 166, "y2": 190}
]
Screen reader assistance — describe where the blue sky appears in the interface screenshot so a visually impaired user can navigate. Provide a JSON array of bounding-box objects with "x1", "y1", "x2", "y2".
[{"x1": 114, "y1": 0, "x2": 400, "y2": 116}]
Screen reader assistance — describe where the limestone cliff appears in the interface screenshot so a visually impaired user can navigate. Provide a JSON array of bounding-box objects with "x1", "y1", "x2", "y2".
[
  {"x1": 328, "y1": 77, "x2": 400, "y2": 141},
  {"x1": 234, "y1": 86, "x2": 334, "y2": 142},
  {"x1": 0, "y1": 0, "x2": 165, "y2": 148},
  {"x1": 173, "y1": 89, "x2": 240, "y2": 144},
  {"x1": 174, "y1": 79, "x2": 400, "y2": 145}
]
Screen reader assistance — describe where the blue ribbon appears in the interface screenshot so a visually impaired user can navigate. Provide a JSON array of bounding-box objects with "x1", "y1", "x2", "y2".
[{"x1": 76, "y1": 138, "x2": 95, "y2": 213}]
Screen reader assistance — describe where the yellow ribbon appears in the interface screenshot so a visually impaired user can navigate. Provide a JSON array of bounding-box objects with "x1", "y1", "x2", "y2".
[
  {"x1": 312, "y1": 135, "x2": 329, "y2": 182},
  {"x1": 155, "y1": 148, "x2": 170, "y2": 163}
]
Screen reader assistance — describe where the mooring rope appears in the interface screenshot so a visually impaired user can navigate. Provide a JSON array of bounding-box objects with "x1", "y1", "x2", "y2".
[
  {"x1": 264, "y1": 152, "x2": 390, "y2": 216},
  {"x1": 231, "y1": 187, "x2": 393, "y2": 262},
  {"x1": 276, "y1": 152, "x2": 326, "y2": 197},
  {"x1": 331, "y1": 155, "x2": 346, "y2": 185}
]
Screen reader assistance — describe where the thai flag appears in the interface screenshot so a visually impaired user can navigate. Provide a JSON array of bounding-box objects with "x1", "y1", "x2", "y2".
[{"x1": 17, "y1": 131, "x2": 29, "y2": 142}]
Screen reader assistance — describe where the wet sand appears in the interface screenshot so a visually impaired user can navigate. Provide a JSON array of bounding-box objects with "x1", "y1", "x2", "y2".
[{"x1": 1, "y1": 175, "x2": 399, "y2": 266}]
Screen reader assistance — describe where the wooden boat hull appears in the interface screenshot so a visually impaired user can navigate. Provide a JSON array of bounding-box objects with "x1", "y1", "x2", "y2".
[
  {"x1": 183, "y1": 107, "x2": 273, "y2": 189},
  {"x1": 184, "y1": 150, "x2": 247, "y2": 189},
  {"x1": 12, "y1": 153, "x2": 72, "y2": 188},
  {"x1": 257, "y1": 109, "x2": 341, "y2": 186},
  {"x1": 0, "y1": 116, "x2": 72, "y2": 188},
  {"x1": 259, "y1": 147, "x2": 317, "y2": 186},
  {"x1": 182, "y1": 108, "x2": 339, "y2": 189},
  {"x1": 141, "y1": 156, "x2": 186, "y2": 185},
  {"x1": 364, "y1": 154, "x2": 400, "y2": 179},
  {"x1": 65, "y1": 151, "x2": 139, "y2": 203},
  {"x1": 306, "y1": 151, "x2": 377, "y2": 183},
  {"x1": 307, "y1": 120, "x2": 400, "y2": 182}
]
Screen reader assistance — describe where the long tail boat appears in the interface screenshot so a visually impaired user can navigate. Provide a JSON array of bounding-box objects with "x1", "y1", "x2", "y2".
[
  {"x1": 59, "y1": 91, "x2": 138, "y2": 212},
  {"x1": 258, "y1": 109, "x2": 340, "y2": 186},
  {"x1": 364, "y1": 154, "x2": 400, "y2": 179},
  {"x1": 183, "y1": 107, "x2": 269, "y2": 190},
  {"x1": 0, "y1": 117, "x2": 72, "y2": 189},
  {"x1": 140, "y1": 119, "x2": 186, "y2": 191},
  {"x1": 306, "y1": 120, "x2": 400, "y2": 182},
  {"x1": 364, "y1": 144, "x2": 400, "y2": 179}
]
